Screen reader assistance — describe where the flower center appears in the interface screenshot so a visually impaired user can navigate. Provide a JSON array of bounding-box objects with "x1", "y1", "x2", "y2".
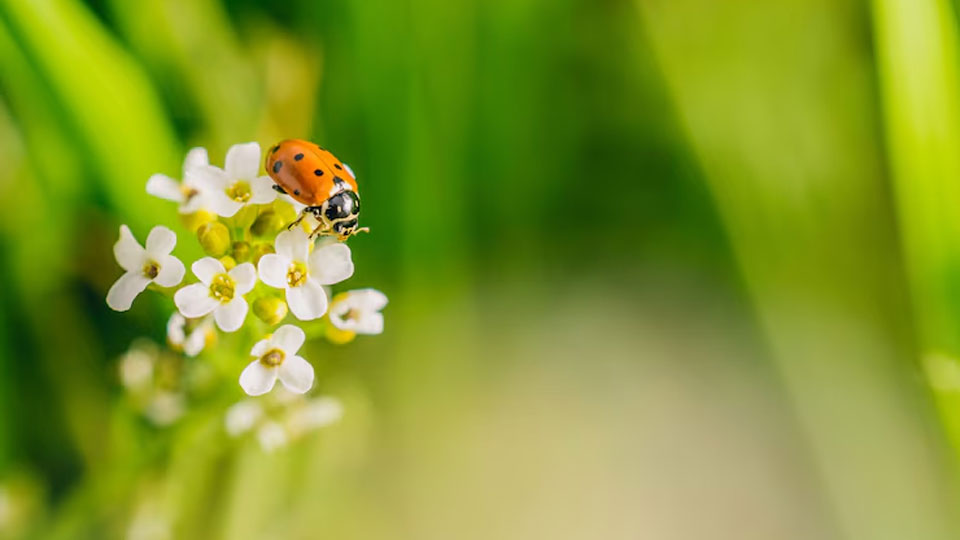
[
  {"x1": 181, "y1": 185, "x2": 198, "y2": 198},
  {"x1": 209, "y1": 273, "x2": 236, "y2": 303},
  {"x1": 259, "y1": 348, "x2": 285, "y2": 367},
  {"x1": 286, "y1": 261, "x2": 308, "y2": 287},
  {"x1": 226, "y1": 181, "x2": 252, "y2": 203},
  {"x1": 142, "y1": 261, "x2": 160, "y2": 279},
  {"x1": 345, "y1": 308, "x2": 362, "y2": 321}
]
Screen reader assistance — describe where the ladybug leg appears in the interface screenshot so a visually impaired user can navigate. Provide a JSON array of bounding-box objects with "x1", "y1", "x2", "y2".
[{"x1": 286, "y1": 210, "x2": 307, "y2": 231}]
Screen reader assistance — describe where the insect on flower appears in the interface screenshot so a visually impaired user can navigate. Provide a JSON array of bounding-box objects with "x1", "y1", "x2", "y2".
[
  {"x1": 257, "y1": 229, "x2": 354, "y2": 320},
  {"x1": 265, "y1": 139, "x2": 369, "y2": 240}
]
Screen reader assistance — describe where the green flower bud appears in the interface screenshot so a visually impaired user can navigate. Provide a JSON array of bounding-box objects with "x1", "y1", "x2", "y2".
[
  {"x1": 219, "y1": 255, "x2": 237, "y2": 271},
  {"x1": 251, "y1": 210, "x2": 286, "y2": 237},
  {"x1": 233, "y1": 205, "x2": 259, "y2": 229},
  {"x1": 251, "y1": 243, "x2": 275, "y2": 266},
  {"x1": 232, "y1": 241, "x2": 251, "y2": 263},
  {"x1": 197, "y1": 221, "x2": 231, "y2": 257},
  {"x1": 271, "y1": 199, "x2": 299, "y2": 224},
  {"x1": 253, "y1": 297, "x2": 288, "y2": 325}
]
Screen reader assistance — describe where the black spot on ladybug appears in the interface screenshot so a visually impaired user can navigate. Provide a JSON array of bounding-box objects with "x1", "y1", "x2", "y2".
[
  {"x1": 334, "y1": 163, "x2": 342, "y2": 170},
  {"x1": 271, "y1": 145, "x2": 280, "y2": 154},
  {"x1": 294, "y1": 153, "x2": 304, "y2": 161},
  {"x1": 333, "y1": 176, "x2": 345, "y2": 185},
  {"x1": 294, "y1": 189, "x2": 301, "y2": 196},
  {"x1": 272, "y1": 184, "x2": 287, "y2": 194},
  {"x1": 313, "y1": 169, "x2": 324, "y2": 176},
  {"x1": 272, "y1": 161, "x2": 283, "y2": 173},
  {"x1": 317, "y1": 145, "x2": 326, "y2": 151}
]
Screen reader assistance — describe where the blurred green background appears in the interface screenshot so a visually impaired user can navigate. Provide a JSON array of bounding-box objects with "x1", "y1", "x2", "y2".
[{"x1": 3, "y1": 0, "x2": 960, "y2": 538}]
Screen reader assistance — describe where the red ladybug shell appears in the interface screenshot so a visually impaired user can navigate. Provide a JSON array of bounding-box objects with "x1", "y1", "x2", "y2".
[{"x1": 264, "y1": 139, "x2": 359, "y2": 207}]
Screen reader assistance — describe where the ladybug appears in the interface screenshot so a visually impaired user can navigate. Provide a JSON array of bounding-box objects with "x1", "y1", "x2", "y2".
[{"x1": 264, "y1": 139, "x2": 368, "y2": 240}]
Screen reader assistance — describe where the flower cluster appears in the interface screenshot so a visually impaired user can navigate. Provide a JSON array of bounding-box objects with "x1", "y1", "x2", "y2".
[{"x1": 107, "y1": 142, "x2": 385, "y2": 433}]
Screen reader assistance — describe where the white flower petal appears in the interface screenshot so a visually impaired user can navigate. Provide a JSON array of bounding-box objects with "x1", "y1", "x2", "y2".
[
  {"x1": 225, "y1": 400, "x2": 262, "y2": 436},
  {"x1": 214, "y1": 297, "x2": 248, "y2": 332},
  {"x1": 257, "y1": 421, "x2": 288, "y2": 452},
  {"x1": 239, "y1": 360, "x2": 278, "y2": 396},
  {"x1": 225, "y1": 142, "x2": 261, "y2": 180},
  {"x1": 289, "y1": 397, "x2": 343, "y2": 433},
  {"x1": 183, "y1": 324, "x2": 208, "y2": 357},
  {"x1": 278, "y1": 355, "x2": 314, "y2": 394},
  {"x1": 174, "y1": 283, "x2": 219, "y2": 318},
  {"x1": 333, "y1": 312, "x2": 384, "y2": 334},
  {"x1": 257, "y1": 254, "x2": 290, "y2": 289},
  {"x1": 207, "y1": 190, "x2": 243, "y2": 218},
  {"x1": 192, "y1": 257, "x2": 225, "y2": 285},
  {"x1": 183, "y1": 147, "x2": 209, "y2": 172},
  {"x1": 275, "y1": 228, "x2": 310, "y2": 263},
  {"x1": 309, "y1": 243, "x2": 354, "y2": 285},
  {"x1": 179, "y1": 193, "x2": 209, "y2": 214},
  {"x1": 167, "y1": 312, "x2": 187, "y2": 345},
  {"x1": 250, "y1": 337, "x2": 272, "y2": 358},
  {"x1": 354, "y1": 288, "x2": 389, "y2": 311},
  {"x1": 153, "y1": 254, "x2": 185, "y2": 287},
  {"x1": 146, "y1": 174, "x2": 184, "y2": 202},
  {"x1": 145, "y1": 226, "x2": 177, "y2": 256},
  {"x1": 114, "y1": 225, "x2": 146, "y2": 272},
  {"x1": 229, "y1": 263, "x2": 257, "y2": 295},
  {"x1": 272, "y1": 324, "x2": 306, "y2": 354},
  {"x1": 249, "y1": 176, "x2": 277, "y2": 204},
  {"x1": 106, "y1": 271, "x2": 152, "y2": 311},
  {"x1": 286, "y1": 279, "x2": 328, "y2": 320},
  {"x1": 188, "y1": 165, "x2": 229, "y2": 191}
]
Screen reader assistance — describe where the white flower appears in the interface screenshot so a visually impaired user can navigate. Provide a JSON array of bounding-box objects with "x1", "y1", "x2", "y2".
[
  {"x1": 239, "y1": 325, "x2": 314, "y2": 396},
  {"x1": 107, "y1": 225, "x2": 185, "y2": 311},
  {"x1": 257, "y1": 421, "x2": 288, "y2": 452},
  {"x1": 257, "y1": 229, "x2": 354, "y2": 320},
  {"x1": 119, "y1": 347, "x2": 154, "y2": 389},
  {"x1": 288, "y1": 396, "x2": 343, "y2": 435},
  {"x1": 174, "y1": 258, "x2": 256, "y2": 332},
  {"x1": 146, "y1": 147, "x2": 211, "y2": 213},
  {"x1": 225, "y1": 400, "x2": 263, "y2": 437},
  {"x1": 192, "y1": 142, "x2": 276, "y2": 217},
  {"x1": 166, "y1": 313, "x2": 213, "y2": 357},
  {"x1": 329, "y1": 289, "x2": 388, "y2": 334},
  {"x1": 144, "y1": 391, "x2": 185, "y2": 426}
]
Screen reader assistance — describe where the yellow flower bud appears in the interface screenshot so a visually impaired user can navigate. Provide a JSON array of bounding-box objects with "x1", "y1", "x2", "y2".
[
  {"x1": 251, "y1": 243, "x2": 275, "y2": 266},
  {"x1": 272, "y1": 199, "x2": 299, "y2": 223},
  {"x1": 253, "y1": 297, "x2": 288, "y2": 325},
  {"x1": 219, "y1": 255, "x2": 237, "y2": 271},
  {"x1": 197, "y1": 221, "x2": 231, "y2": 257},
  {"x1": 251, "y1": 210, "x2": 286, "y2": 237},
  {"x1": 232, "y1": 241, "x2": 251, "y2": 262},
  {"x1": 324, "y1": 318, "x2": 356, "y2": 345},
  {"x1": 181, "y1": 210, "x2": 217, "y2": 232}
]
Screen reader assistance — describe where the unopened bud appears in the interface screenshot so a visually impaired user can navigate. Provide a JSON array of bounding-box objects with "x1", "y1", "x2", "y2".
[
  {"x1": 253, "y1": 297, "x2": 288, "y2": 325},
  {"x1": 251, "y1": 243, "x2": 275, "y2": 266},
  {"x1": 251, "y1": 210, "x2": 286, "y2": 237},
  {"x1": 233, "y1": 205, "x2": 259, "y2": 229},
  {"x1": 324, "y1": 318, "x2": 356, "y2": 345},
  {"x1": 181, "y1": 210, "x2": 217, "y2": 232},
  {"x1": 197, "y1": 221, "x2": 230, "y2": 256},
  {"x1": 219, "y1": 255, "x2": 237, "y2": 271},
  {"x1": 232, "y1": 241, "x2": 251, "y2": 262}
]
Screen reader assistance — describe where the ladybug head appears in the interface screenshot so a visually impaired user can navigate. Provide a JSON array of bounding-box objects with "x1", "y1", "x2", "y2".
[{"x1": 316, "y1": 190, "x2": 361, "y2": 237}]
